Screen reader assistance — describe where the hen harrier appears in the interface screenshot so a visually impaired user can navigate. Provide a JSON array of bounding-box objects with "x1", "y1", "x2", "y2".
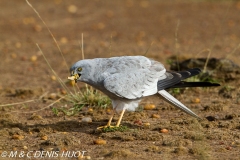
[{"x1": 68, "y1": 56, "x2": 219, "y2": 129}]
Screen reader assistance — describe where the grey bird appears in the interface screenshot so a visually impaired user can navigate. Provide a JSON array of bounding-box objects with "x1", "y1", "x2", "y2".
[{"x1": 68, "y1": 56, "x2": 220, "y2": 129}]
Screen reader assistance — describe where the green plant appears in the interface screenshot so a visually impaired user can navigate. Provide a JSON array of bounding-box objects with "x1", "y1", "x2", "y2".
[
  {"x1": 168, "y1": 88, "x2": 182, "y2": 95},
  {"x1": 64, "y1": 86, "x2": 111, "y2": 115},
  {"x1": 102, "y1": 125, "x2": 129, "y2": 132}
]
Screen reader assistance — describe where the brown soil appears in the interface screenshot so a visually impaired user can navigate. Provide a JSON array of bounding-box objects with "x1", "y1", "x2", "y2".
[{"x1": 0, "y1": 0, "x2": 240, "y2": 160}]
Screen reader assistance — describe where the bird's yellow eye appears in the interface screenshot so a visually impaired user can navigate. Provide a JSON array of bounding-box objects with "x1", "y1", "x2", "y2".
[{"x1": 77, "y1": 67, "x2": 82, "y2": 72}]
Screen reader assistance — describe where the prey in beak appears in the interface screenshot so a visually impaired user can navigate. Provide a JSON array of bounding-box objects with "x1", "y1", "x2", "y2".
[{"x1": 68, "y1": 74, "x2": 79, "y2": 83}]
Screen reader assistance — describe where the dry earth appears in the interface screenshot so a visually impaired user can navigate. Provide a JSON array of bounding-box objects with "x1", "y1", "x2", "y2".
[{"x1": 0, "y1": 0, "x2": 240, "y2": 160}]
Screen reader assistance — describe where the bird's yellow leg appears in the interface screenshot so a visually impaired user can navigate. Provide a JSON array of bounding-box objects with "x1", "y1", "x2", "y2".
[
  {"x1": 116, "y1": 109, "x2": 126, "y2": 127},
  {"x1": 97, "y1": 110, "x2": 115, "y2": 129}
]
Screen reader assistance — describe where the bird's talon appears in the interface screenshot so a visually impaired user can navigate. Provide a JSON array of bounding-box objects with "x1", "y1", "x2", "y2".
[{"x1": 97, "y1": 125, "x2": 117, "y2": 130}]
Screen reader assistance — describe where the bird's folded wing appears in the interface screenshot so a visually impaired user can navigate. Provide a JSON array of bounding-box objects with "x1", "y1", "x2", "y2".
[
  {"x1": 103, "y1": 70, "x2": 160, "y2": 99},
  {"x1": 158, "y1": 90, "x2": 201, "y2": 119},
  {"x1": 157, "y1": 68, "x2": 202, "y2": 90},
  {"x1": 103, "y1": 57, "x2": 166, "y2": 99}
]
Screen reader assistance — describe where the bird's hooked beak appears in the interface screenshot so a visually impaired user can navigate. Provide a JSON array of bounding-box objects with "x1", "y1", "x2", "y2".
[{"x1": 68, "y1": 73, "x2": 80, "y2": 83}]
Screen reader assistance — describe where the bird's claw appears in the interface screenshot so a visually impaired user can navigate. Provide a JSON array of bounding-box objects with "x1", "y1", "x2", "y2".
[{"x1": 97, "y1": 125, "x2": 117, "y2": 130}]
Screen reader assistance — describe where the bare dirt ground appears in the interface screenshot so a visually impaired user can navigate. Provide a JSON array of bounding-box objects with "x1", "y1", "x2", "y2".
[{"x1": 0, "y1": 0, "x2": 240, "y2": 160}]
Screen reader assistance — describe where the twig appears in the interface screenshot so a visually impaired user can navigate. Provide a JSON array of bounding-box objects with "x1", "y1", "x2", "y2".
[
  {"x1": 109, "y1": 34, "x2": 113, "y2": 57},
  {"x1": 81, "y1": 33, "x2": 84, "y2": 60},
  {"x1": 203, "y1": 3, "x2": 231, "y2": 72},
  {"x1": 175, "y1": 19, "x2": 180, "y2": 71},
  {"x1": 144, "y1": 41, "x2": 154, "y2": 56},
  {"x1": 0, "y1": 92, "x2": 48, "y2": 107},
  {"x1": 26, "y1": 0, "x2": 69, "y2": 70},
  {"x1": 0, "y1": 100, "x2": 35, "y2": 107},
  {"x1": 9, "y1": 97, "x2": 65, "y2": 114}
]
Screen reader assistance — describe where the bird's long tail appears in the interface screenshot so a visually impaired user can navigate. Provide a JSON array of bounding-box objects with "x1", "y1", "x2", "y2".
[
  {"x1": 157, "y1": 68, "x2": 220, "y2": 119},
  {"x1": 169, "y1": 81, "x2": 220, "y2": 88},
  {"x1": 158, "y1": 90, "x2": 201, "y2": 119}
]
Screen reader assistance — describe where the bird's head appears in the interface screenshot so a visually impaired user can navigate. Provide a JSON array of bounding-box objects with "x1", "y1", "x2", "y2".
[{"x1": 68, "y1": 60, "x2": 91, "y2": 83}]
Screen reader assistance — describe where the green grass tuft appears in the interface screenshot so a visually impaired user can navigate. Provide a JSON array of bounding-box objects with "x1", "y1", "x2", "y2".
[{"x1": 102, "y1": 125, "x2": 129, "y2": 132}]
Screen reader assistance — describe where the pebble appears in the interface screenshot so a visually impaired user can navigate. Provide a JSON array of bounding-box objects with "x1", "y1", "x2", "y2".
[
  {"x1": 23, "y1": 146, "x2": 28, "y2": 150},
  {"x1": 144, "y1": 104, "x2": 156, "y2": 110},
  {"x1": 86, "y1": 156, "x2": 91, "y2": 160},
  {"x1": 49, "y1": 93, "x2": 57, "y2": 99},
  {"x1": 60, "y1": 89, "x2": 67, "y2": 95},
  {"x1": 160, "y1": 129, "x2": 168, "y2": 133},
  {"x1": 12, "y1": 134, "x2": 24, "y2": 140},
  {"x1": 51, "y1": 75, "x2": 57, "y2": 81},
  {"x1": 68, "y1": 5, "x2": 77, "y2": 13},
  {"x1": 81, "y1": 117, "x2": 92, "y2": 123},
  {"x1": 60, "y1": 37, "x2": 68, "y2": 44},
  {"x1": 88, "y1": 108, "x2": 93, "y2": 112},
  {"x1": 41, "y1": 135, "x2": 48, "y2": 140},
  {"x1": 226, "y1": 146, "x2": 232, "y2": 150},
  {"x1": 143, "y1": 122, "x2": 150, "y2": 128},
  {"x1": 106, "y1": 109, "x2": 112, "y2": 114},
  {"x1": 151, "y1": 114, "x2": 160, "y2": 118},
  {"x1": 30, "y1": 114, "x2": 43, "y2": 120},
  {"x1": 78, "y1": 156, "x2": 91, "y2": 160},
  {"x1": 34, "y1": 25, "x2": 42, "y2": 32},
  {"x1": 134, "y1": 120, "x2": 142, "y2": 125},
  {"x1": 192, "y1": 98, "x2": 200, "y2": 103},
  {"x1": 30, "y1": 55, "x2": 37, "y2": 62},
  {"x1": 93, "y1": 139, "x2": 106, "y2": 145},
  {"x1": 11, "y1": 53, "x2": 17, "y2": 59}
]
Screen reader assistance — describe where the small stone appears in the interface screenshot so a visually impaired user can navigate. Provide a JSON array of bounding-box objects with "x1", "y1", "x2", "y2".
[
  {"x1": 23, "y1": 146, "x2": 28, "y2": 150},
  {"x1": 30, "y1": 114, "x2": 43, "y2": 120},
  {"x1": 144, "y1": 104, "x2": 156, "y2": 110},
  {"x1": 49, "y1": 93, "x2": 57, "y2": 99},
  {"x1": 78, "y1": 156, "x2": 91, "y2": 160},
  {"x1": 86, "y1": 156, "x2": 91, "y2": 160},
  {"x1": 106, "y1": 109, "x2": 112, "y2": 114},
  {"x1": 192, "y1": 98, "x2": 200, "y2": 103},
  {"x1": 41, "y1": 135, "x2": 48, "y2": 140},
  {"x1": 68, "y1": 5, "x2": 77, "y2": 13},
  {"x1": 160, "y1": 129, "x2": 168, "y2": 133},
  {"x1": 12, "y1": 134, "x2": 24, "y2": 140},
  {"x1": 151, "y1": 114, "x2": 160, "y2": 118},
  {"x1": 81, "y1": 117, "x2": 92, "y2": 123},
  {"x1": 143, "y1": 122, "x2": 150, "y2": 128},
  {"x1": 60, "y1": 37, "x2": 68, "y2": 44},
  {"x1": 226, "y1": 146, "x2": 232, "y2": 150},
  {"x1": 30, "y1": 55, "x2": 37, "y2": 62},
  {"x1": 11, "y1": 53, "x2": 17, "y2": 59},
  {"x1": 60, "y1": 89, "x2": 67, "y2": 95},
  {"x1": 51, "y1": 75, "x2": 57, "y2": 81},
  {"x1": 134, "y1": 120, "x2": 142, "y2": 125},
  {"x1": 47, "y1": 148, "x2": 54, "y2": 151},
  {"x1": 93, "y1": 139, "x2": 106, "y2": 145},
  {"x1": 34, "y1": 25, "x2": 42, "y2": 32},
  {"x1": 88, "y1": 108, "x2": 93, "y2": 112}
]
